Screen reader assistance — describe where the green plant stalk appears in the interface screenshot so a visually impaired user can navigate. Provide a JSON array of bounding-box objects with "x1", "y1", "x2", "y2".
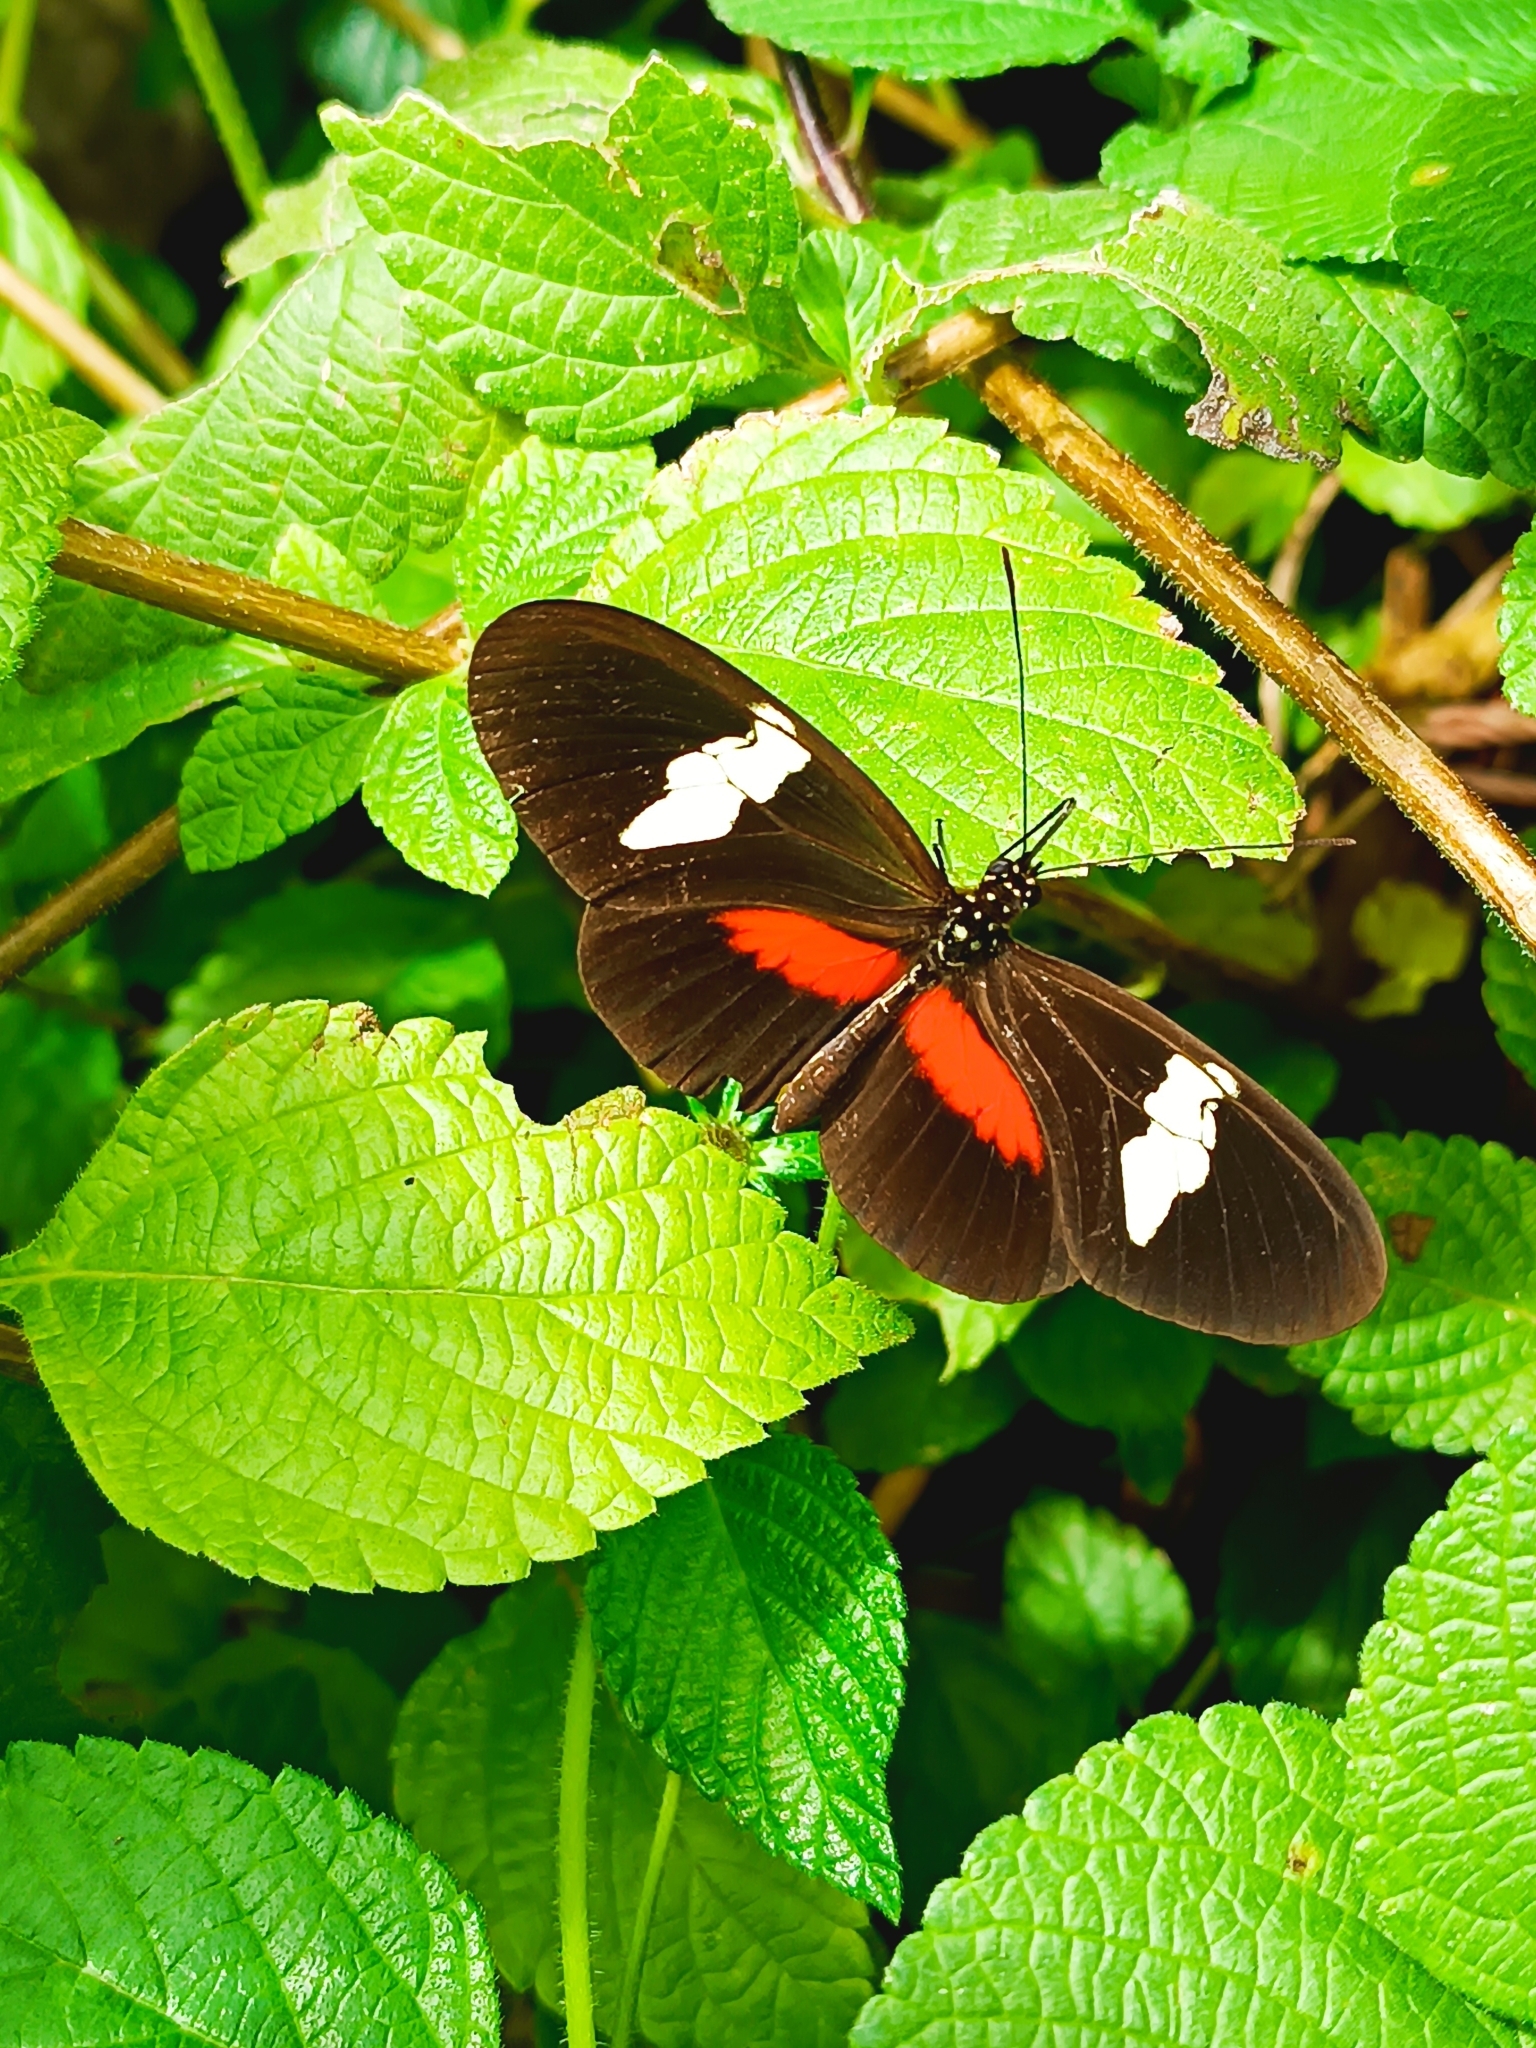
[
  {"x1": 162, "y1": 0, "x2": 269, "y2": 215},
  {"x1": 1170, "y1": 1642, "x2": 1223, "y2": 1715},
  {"x1": 817, "y1": 1187, "x2": 846, "y2": 1257},
  {"x1": 0, "y1": 0, "x2": 37, "y2": 138},
  {"x1": 558, "y1": 1612, "x2": 599, "y2": 2048},
  {"x1": 612, "y1": 1771, "x2": 682, "y2": 2048}
]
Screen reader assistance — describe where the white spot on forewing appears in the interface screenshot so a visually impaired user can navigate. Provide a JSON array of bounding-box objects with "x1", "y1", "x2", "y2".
[
  {"x1": 1121, "y1": 1054, "x2": 1239, "y2": 1247},
  {"x1": 619, "y1": 705, "x2": 811, "y2": 850}
]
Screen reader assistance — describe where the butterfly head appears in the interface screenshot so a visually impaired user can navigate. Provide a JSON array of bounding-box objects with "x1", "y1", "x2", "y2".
[{"x1": 936, "y1": 854, "x2": 1040, "y2": 966}]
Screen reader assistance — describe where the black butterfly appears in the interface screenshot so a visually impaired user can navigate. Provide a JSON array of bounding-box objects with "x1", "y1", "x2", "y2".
[{"x1": 468, "y1": 597, "x2": 1384, "y2": 1345}]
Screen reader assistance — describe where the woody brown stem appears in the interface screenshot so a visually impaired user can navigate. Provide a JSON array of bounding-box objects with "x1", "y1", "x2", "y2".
[
  {"x1": 53, "y1": 519, "x2": 468, "y2": 682},
  {"x1": 772, "y1": 45, "x2": 873, "y2": 224},
  {"x1": 0, "y1": 805, "x2": 182, "y2": 994},
  {"x1": 0, "y1": 1325, "x2": 39, "y2": 1385},
  {"x1": 964, "y1": 348, "x2": 1536, "y2": 952},
  {"x1": 355, "y1": 0, "x2": 465, "y2": 62},
  {"x1": 0, "y1": 252, "x2": 165, "y2": 416}
]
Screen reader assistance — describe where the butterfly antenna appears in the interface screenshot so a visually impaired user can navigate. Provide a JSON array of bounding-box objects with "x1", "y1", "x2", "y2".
[{"x1": 1002, "y1": 544, "x2": 1027, "y2": 838}]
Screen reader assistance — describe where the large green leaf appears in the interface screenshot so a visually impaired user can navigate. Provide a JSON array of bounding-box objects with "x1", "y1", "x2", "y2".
[
  {"x1": 362, "y1": 676, "x2": 518, "y2": 896},
  {"x1": 1101, "y1": 54, "x2": 1438, "y2": 263},
  {"x1": 0, "y1": 1736, "x2": 497, "y2": 2045},
  {"x1": 329, "y1": 59, "x2": 814, "y2": 446},
  {"x1": 393, "y1": 1576, "x2": 879, "y2": 2046},
  {"x1": 1499, "y1": 528, "x2": 1536, "y2": 716},
  {"x1": 590, "y1": 406, "x2": 1297, "y2": 879},
  {"x1": 1010, "y1": 1291, "x2": 1212, "y2": 1502},
  {"x1": 1394, "y1": 92, "x2": 1536, "y2": 359},
  {"x1": 1218, "y1": 1454, "x2": 1446, "y2": 1716},
  {"x1": 1484, "y1": 917, "x2": 1536, "y2": 1085},
  {"x1": 158, "y1": 884, "x2": 511, "y2": 1058},
  {"x1": 855, "y1": 1702, "x2": 1516, "y2": 2047},
  {"x1": 455, "y1": 436, "x2": 654, "y2": 639},
  {"x1": 1197, "y1": 0, "x2": 1536, "y2": 92},
  {"x1": 0, "y1": 1004, "x2": 902, "y2": 1592},
  {"x1": 79, "y1": 236, "x2": 490, "y2": 581},
  {"x1": 0, "y1": 378, "x2": 99, "y2": 689},
  {"x1": 1290, "y1": 1133, "x2": 1536, "y2": 1455},
  {"x1": 0, "y1": 151, "x2": 87, "y2": 393},
  {"x1": 0, "y1": 1382, "x2": 109, "y2": 1747},
  {"x1": 587, "y1": 1433, "x2": 905, "y2": 1915},
  {"x1": 1341, "y1": 1423, "x2": 1536, "y2": 2024},
  {"x1": 1002, "y1": 1491, "x2": 1190, "y2": 1714},
  {"x1": 705, "y1": 0, "x2": 1146, "y2": 79}
]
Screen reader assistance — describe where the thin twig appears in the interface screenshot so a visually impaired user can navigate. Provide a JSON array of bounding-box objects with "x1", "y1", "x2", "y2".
[
  {"x1": 80, "y1": 244, "x2": 196, "y2": 394},
  {"x1": 870, "y1": 75, "x2": 991, "y2": 155},
  {"x1": 0, "y1": 252, "x2": 165, "y2": 416},
  {"x1": 356, "y1": 0, "x2": 466, "y2": 62},
  {"x1": 1257, "y1": 471, "x2": 1340, "y2": 750},
  {"x1": 0, "y1": 1326, "x2": 40, "y2": 1385},
  {"x1": 963, "y1": 346, "x2": 1536, "y2": 953},
  {"x1": 1267, "y1": 785, "x2": 1382, "y2": 906},
  {"x1": 870, "y1": 1465, "x2": 931, "y2": 1538},
  {"x1": 0, "y1": 806, "x2": 182, "y2": 996},
  {"x1": 1170, "y1": 1641, "x2": 1223, "y2": 1715},
  {"x1": 53, "y1": 520, "x2": 468, "y2": 681},
  {"x1": 772, "y1": 46, "x2": 872, "y2": 224},
  {"x1": 163, "y1": 0, "x2": 269, "y2": 214}
]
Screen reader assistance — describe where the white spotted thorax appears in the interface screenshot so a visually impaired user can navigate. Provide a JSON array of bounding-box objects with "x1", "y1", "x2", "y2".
[
  {"x1": 619, "y1": 704, "x2": 811, "y2": 850},
  {"x1": 1120, "y1": 1053, "x2": 1239, "y2": 1247}
]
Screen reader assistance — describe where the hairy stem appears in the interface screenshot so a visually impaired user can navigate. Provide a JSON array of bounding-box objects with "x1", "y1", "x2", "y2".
[
  {"x1": 163, "y1": 0, "x2": 270, "y2": 215},
  {"x1": 0, "y1": 0, "x2": 38, "y2": 138},
  {"x1": 558, "y1": 1612, "x2": 599, "y2": 2048},
  {"x1": 0, "y1": 1326, "x2": 39, "y2": 1386},
  {"x1": 0, "y1": 254, "x2": 165, "y2": 416},
  {"x1": 612, "y1": 1770, "x2": 682, "y2": 2048},
  {"x1": 964, "y1": 346, "x2": 1536, "y2": 952},
  {"x1": 81, "y1": 245, "x2": 197, "y2": 394},
  {"x1": 0, "y1": 808, "x2": 182, "y2": 996},
  {"x1": 53, "y1": 521, "x2": 467, "y2": 682},
  {"x1": 356, "y1": 0, "x2": 466, "y2": 61}
]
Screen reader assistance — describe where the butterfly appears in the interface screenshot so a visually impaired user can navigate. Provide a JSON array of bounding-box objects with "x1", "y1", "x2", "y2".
[{"x1": 468, "y1": 596, "x2": 1385, "y2": 1345}]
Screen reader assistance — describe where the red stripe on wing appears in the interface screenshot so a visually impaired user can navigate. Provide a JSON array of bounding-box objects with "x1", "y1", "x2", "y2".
[
  {"x1": 714, "y1": 909, "x2": 907, "y2": 1003},
  {"x1": 902, "y1": 985, "x2": 1045, "y2": 1173}
]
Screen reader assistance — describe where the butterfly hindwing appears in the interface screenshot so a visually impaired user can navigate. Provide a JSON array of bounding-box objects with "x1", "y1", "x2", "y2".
[
  {"x1": 469, "y1": 600, "x2": 945, "y2": 919},
  {"x1": 976, "y1": 948, "x2": 1386, "y2": 1343}
]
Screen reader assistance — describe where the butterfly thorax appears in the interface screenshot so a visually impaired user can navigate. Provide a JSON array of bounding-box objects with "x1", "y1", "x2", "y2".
[{"x1": 933, "y1": 855, "x2": 1039, "y2": 967}]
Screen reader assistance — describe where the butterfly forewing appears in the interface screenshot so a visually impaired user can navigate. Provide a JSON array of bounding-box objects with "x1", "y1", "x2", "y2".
[
  {"x1": 976, "y1": 948, "x2": 1387, "y2": 1343},
  {"x1": 469, "y1": 600, "x2": 946, "y2": 918}
]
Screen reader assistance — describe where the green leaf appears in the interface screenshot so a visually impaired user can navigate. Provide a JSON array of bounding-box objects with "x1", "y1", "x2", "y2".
[
  {"x1": 924, "y1": 189, "x2": 1208, "y2": 394},
  {"x1": 0, "y1": 1004, "x2": 901, "y2": 1592},
  {"x1": 1501, "y1": 530, "x2": 1536, "y2": 714},
  {"x1": 423, "y1": 28, "x2": 643, "y2": 145},
  {"x1": 223, "y1": 156, "x2": 365, "y2": 282},
  {"x1": 588, "y1": 1433, "x2": 905, "y2": 1915},
  {"x1": 889, "y1": 1609, "x2": 1107, "y2": 1917},
  {"x1": 1102, "y1": 54, "x2": 1438, "y2": 264},
  {"x1": 1483, "y1": 916, "x2": 1536, "y2": 1085},
  {"x1": 1158, "y1": 9, "x2": 1251, "y2": 96},
  {"x1": 840, "y1": 1220, "x2": 1032, "y2": 1379},
  {"x1": 393, "y1": 1576, "x2": 880, "y2": 2045},
  {"x1": 0, "y1": 151, "x2": 87, "y2": 393},
  {"x1": 0, "y1": 997, "x2": 121, "y2": 1246},
  {"x1": 825, "y1": 1315, "x2": 1025, "y2": 1470},
  {"x1": 1110, "y1": 861, "x2": 1319, "y2": 980},
  {"x1": 1168, "y1": 999, "x2": 1338, "y2": 1123},
  {"x1": 360, "y1": 675, "x2": 516, "y2": 895},
  {"x1": 0, "y1": 1736, "x2": 497, "y2": 2045},
  {"x1": 1348, "y1": 879, "x2": 1474, "y2": 1019},
  {"x1": 1290, "y1": 1132, "x2": 1536, "y2": 1455},
  {"x1": 1338, "y1": 435, "x2": 1520, "y2": 530},
  {"x1": 1394, "y1": 91, "x2": 1536, "y2": 359},
  {"x1": 1010, "y1": 1291, "x2": 1212, "y2": 1502},
  {"x1": 0, "y1": 378, "x2": 100, "y2": 690},
  {"x1": 158, "y1": 883, "x2": 511, "y2": 1059},
  {"x1": 0, "y1": 1381, "x2": 109, "y2": 1746},
  {"x1": 1002, "y1": 1491, "x2": 1191, "y2": 1714},
  {"x1": 179, "y1": 674, "x2": 388, "y2": 873},
  {"x1": 590, "y1": 406, "x2": 1298, "y2": 879},
  {"x1": 705, "y1": 0, "x2": 1146, "y2": 80},
  {"x1": 855, "y1": 1701, "x2": 1515, "y2": 2047},
  {"x1": 793, "y1": 231, "x2": 933, "y2": 393},
  {"x1": 329, "y1": 59, "x2": 813, "y2": 446},
  {"x1": 80, "y1": 236, "x2": 490, "y2": 581},
  {"x1": 1197, "y1": 0, "x2": 1536, "y2": 92},
  {"x1": 871, "y1": 132, "x2": 1040, "y2": 228},
  {"x1": 455, "y1": 436, "x2": 653, "y2": 640},
  {"x1": 1219, "y1": 1455, "x2": 1446, "y2": 1717},
  {"x1": 1341, "y1": 1422, "x2": 1536, "y2": 2024}
]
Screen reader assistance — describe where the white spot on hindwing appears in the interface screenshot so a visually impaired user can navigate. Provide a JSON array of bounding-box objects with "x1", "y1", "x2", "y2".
[
  {"x1": 618, "y1": 703, "x2": 811, "y2": 849},
  {"x1": 1120, "y1": 1054, "x2": 1239, "y2": 1247}
]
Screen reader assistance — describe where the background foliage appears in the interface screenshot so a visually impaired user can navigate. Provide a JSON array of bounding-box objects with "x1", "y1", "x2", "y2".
[{"x1": 4, "y1": 0, "x2": 1536, "y2": 2040}]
